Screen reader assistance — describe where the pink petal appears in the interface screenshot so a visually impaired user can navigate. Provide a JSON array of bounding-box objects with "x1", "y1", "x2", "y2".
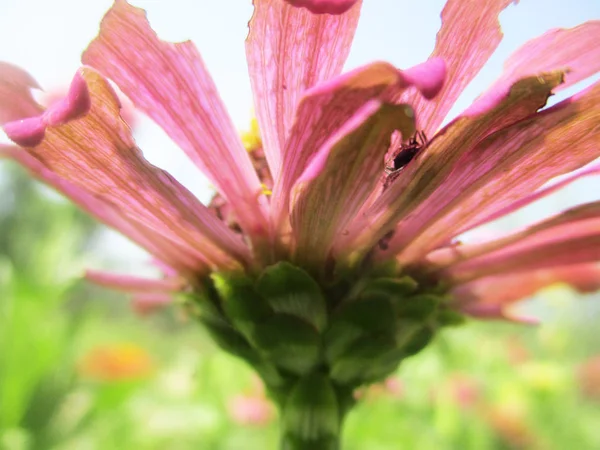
[
  {"x1": 131, "y1": 293, "x2": 173, "y2": 316},
  {"x1": 3, "y1": 70, "x2": 92, "y2": 147},
  {"x1": 271, "y1": 59, "x2": 446, "y2": 233},
  {"x1": 246, "y1": 0, "x2": 362, "y2": 180},
  {"x1": 399, "y1": 0, "x2": 515, "y2": 135},
  {"x1": 469, "y1": 21, "x2": 600, "y2": 116},
  {"x1": 290, "y1": 101, "x2": 415, "y2": 268},
  {"x1": 443, "y1": 202, "x2": 600, "y2": 282},
  {"x1": 466, "y1": 163, "x2": 600, "y2": 232},
  {"x1": 82, "y1": 0, "x2": 269, "y2": 243},
  {"x1": 458, "y1": 303, "x2": 540, "y2": 325},
  {"x1": 338, "y1": 72, "x2": 564, "y2": 264},
  {"x1": 85, "y1": 270, "x2": 185, "y2": 293},
  {"x1": 498, "y1": 21, "x2": 600, "y2": 93},
  {"x1": 283, "y1": 0, "x2": 359, "y2": 14},
  {"x1": 453, "y1": 263, "x2": 600, "y2": 310},
  {"x1": 3, "y1": 68, "x2": 250, "y2": 271},
  {"x1": 389, "y1": 80, "x2": 600, "y2": 264},
  {"x1": 1, "y1": 145, "x2": 208, "y2": 273},
  {"x1": 0, "y1": 62, "x2": 44, "y2": 124}
]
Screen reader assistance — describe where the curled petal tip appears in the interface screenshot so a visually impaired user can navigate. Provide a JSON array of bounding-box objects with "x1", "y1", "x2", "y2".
[
  {"x1": 283, "y1": 0, "x2": 359, "y2": 14},
  {"x1": 44, "y1": 70, "x2": 91, "y2": 126},
  {"x1": 3, "y1": 116, "x2": 46, "y2": 147},
  {"x1": 403, "y1": 57, "x2": 447, "y2": 100},
  {"x1": 3, "y1": 70, "x2": 92, "y2": 147}
]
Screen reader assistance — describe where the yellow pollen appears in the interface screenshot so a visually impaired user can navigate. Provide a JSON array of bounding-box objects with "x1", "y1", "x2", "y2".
[
  {"x1": 240, "y1": 117, "x2": 262, "y2": 152},
  {"x1": 261, "y1": 183, "x2": 272, "y2": 196}
]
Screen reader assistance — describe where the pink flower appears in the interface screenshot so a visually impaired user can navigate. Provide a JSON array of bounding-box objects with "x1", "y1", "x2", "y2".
[
  {"x1": 1, "y1": 0, "x2": 599, "y2": 446},
  {"x1": 228, "y1": 395, "x2": 275, "y2": 426}
]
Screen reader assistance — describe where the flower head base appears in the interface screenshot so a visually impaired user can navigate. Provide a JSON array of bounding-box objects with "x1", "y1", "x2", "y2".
[
  {"x1": 187, "y1": 261, "x2": 461, "y2": 411},
  {"x1": 1, "y1": 0, "x2": 600, "y2": 447}
]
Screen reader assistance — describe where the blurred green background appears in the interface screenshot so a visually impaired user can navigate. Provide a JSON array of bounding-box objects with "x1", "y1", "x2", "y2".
[{"x1": 1, "y1": 164, "x2": 599, "y2": 450}]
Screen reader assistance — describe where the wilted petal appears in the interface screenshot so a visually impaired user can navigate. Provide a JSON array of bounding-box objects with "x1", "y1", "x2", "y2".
[
  {"x1": 272, "y1": 59, "x2": 446, "y2": 231},
  {"x1": 469, "y1": 21, "x2": 600, "y2": 116},
  {"x1": 339, "y1": 72, "x2": 564, "y2": 265},
  {"x1": 401, "y1": 0, "x2": 514, "y2": 134},
  {"x1": 85, "y1": 270, "x2": 185, "y2": 293},
  {"x1": 3, "y1": 68, "x2": 250, "y2": 271},
  {"x1": 453, "y1": 263, "x2": 600, "y2": 311},
  {"x1": 497, "y1": 21, "x2": 600, "y2": 93},
  {"x1": 283, "y1": 0, "x2": 359, "y2": 14},
  {"x1": 390, "y1": 81, "x2": 600, "y2": 264},
  {"x1": 246, "y1": 0, "x2": 361, "y2": 180},
  {"x1": 290, "y1": 101, "x2": 415, "y2": 268},
  {"x1": 443, "y1": 202, "x2": 600, "y2": 282},
  {"x1": 0, "y1": 62, "x2": 43, "y2": 124},
  {"x1": 82, "y1": 0, "x2": 269, "y2": 242}
]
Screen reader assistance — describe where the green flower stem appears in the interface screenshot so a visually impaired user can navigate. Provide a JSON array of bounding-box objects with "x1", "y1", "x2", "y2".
[{"x1": 279, "y1": 372, "x2": 351, "y2": 450}]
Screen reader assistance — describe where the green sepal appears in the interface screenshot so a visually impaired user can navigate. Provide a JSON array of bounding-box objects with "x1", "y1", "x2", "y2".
[
  {"x1": 394, "y1": 319, "x2": 423, "y2": 347},
  {"x1": 403, "y1": 326, "x2": 435, "y2": 356},
  {"x1": 201, "y1": 320, "x2": 258, "y2": 363},
  {"x1": 182, "y1": 291, "x2": 228, "y2": 328},
  {"x1": 334, "y1": 295, "x2": 396, "y2": 334},
  {"x1": 360, "y1": 276, "x2": 418, "y2": 299},
  {"x1": 323, "y1": 321, "x2": 364, "y2": 363},
  {"x1": 361, "y1": 348, "x2": 405, "y2": 382},
  {"x1": 395, "y1": 294, "x2": 440, "y2": 320},
  {"x1": 436, "y1": 309, "x2": 466, "y2": 327},
  {"x1": 211, "y1": 271, "x2": 272, "y2": 338},
  {"x1": 252, "y1": 314, "x2": 321, "y2": 375},
  {"x1": 257, "y1": 262, "x2": 328, "y2": 332},
  {"x1": 282, "y1": 373, "x2": 340, "y2": 443},
  {"x1": 330, "y1": 335, "x2": 397, "y2": 385}
]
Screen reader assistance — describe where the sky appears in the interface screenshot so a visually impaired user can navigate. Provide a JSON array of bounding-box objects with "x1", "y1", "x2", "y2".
[{"x1": 0, "y1": 0, "x2": 599, "y2": 269}]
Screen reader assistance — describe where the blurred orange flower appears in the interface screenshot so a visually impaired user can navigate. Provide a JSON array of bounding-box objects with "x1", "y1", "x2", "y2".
[{"x1": 78, "y1": 342, "x2": 154, "y2": 382}]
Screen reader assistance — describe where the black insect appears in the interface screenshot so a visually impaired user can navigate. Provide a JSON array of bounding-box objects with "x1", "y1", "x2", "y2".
[{"x1": 385, "y1": 130, "x2": 428, "y2": 175}]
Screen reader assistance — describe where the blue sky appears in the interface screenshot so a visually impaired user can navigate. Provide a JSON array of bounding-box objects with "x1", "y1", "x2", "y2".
[{"x1": 0, "y1": 0, "x2": 599, "y2": 267}]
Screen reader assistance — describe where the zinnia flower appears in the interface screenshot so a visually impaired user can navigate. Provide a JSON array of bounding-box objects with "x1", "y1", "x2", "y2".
[{"x1": 1, "y1": 0, "x2": 599, "y2": 447}]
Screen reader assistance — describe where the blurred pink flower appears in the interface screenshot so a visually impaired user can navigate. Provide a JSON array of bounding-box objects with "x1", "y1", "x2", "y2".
[
  {"x1": 228, "y1": 394, "x2": 275, "y2": 426},
  {"x1": 449, "y1": 375, "x2": 482, "y2": 410}
]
